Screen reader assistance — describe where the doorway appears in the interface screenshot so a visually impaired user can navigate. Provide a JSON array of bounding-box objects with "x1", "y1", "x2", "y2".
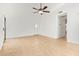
[{"x1": 57, "y1": 13, "x2": 67, "y2": 39}]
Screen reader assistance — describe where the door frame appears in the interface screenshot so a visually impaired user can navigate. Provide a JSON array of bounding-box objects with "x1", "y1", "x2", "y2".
[{"x1": 57, "y1": 12, "x2": 67, "y2": 38}]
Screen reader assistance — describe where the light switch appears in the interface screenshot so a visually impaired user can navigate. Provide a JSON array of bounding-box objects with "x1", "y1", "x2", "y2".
[{"x1": 35, "y1": 24, "x2": 38, "y2": 28}]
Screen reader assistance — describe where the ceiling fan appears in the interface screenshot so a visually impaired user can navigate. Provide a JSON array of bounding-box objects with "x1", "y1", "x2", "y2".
[{"x1": 33, "y1": 3, "x2": 50, "y2": 15}]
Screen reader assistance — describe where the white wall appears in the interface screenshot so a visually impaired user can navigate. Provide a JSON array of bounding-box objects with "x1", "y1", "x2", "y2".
[
  {"x1": 67, "y1": 11, "x2": 79, "y2": 43},
  {"x1": 57, "y1": 3, "x2": 79, "y2": 43},
  {"x1": 0, "y1": 16, "x2": 4, "y2": 49},
  {"x1": 0, "y1": 3, "x2": 79, "y2": 44},
  {"x1": 1, "y1": 3, "x2": 61, "y2": 38},
  {"x1": 0, "y1": 3, "x2": 68, "y2": 39},
  {"x1": 67, "y1": 6, "x2": 79, "y2": 44},
  {"x1": 0, "y1": 3, "x2": 42, "y2": 38},
  {"x1": 38, "y1": 3, "x2": 64, "y2": 38},
  {"x1": 38, "y1": 3, "x2": 79, "y2": 44}
]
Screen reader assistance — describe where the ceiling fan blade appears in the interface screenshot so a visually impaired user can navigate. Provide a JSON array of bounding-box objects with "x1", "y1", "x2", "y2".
[
  {"x1": 33, "y1": 12, "x2": 38, "y2": 14},
  {"x1": 33, "y1": 11, "x2": 39, "y2": 14},
  {"x1": 43, "y1": 6, "x2": 47, "y2": 10},
  {"x1": 33, "y1": 7, "x2": 38, "y2": 10},
  {"x1": 43, "y1": 11, "x2": 50, "y2": 13}
]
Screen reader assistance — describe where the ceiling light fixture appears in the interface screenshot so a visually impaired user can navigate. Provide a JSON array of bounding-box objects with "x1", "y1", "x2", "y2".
[{"x1": 33, "y1": 3, "x2": 50, "y2": 15}]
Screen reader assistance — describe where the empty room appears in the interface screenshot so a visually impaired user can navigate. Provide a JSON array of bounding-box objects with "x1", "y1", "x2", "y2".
[{"x1": 0, "y1": 3, "x2": 79, "y2": 56}]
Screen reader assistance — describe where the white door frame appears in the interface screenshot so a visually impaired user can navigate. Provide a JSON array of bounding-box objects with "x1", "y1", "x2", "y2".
[
  {"x1": 0, "y1": 16, "x2": 6, "y2": 50},
  {"x1": 57, "y1": 12, "x2": 67, "y2": 38}
]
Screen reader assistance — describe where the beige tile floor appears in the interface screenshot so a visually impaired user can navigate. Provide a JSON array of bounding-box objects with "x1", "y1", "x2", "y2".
[{"x1": 0, "y1": 35, "x2": 79, "y2": 56}]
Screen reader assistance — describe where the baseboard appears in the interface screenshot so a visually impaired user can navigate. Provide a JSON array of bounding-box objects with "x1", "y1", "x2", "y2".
[
  {"x1": 0, "y1": 41, "x2": 4, "y2": 50},
  {"x1": 7, "y1": 33, "x2": 43, "y2": 39},
  {"x1": 38, "y1": 34, "x2": 57, "y2": 39},
  {"x1": 39, "y1": 34, "x2": 60, "y2": 39},
  {"x1": 6, "y1": 34, "x2": 36, "y2": 39},
  {"x1": 67, "y1": 39, "x2": 79, "y2": 44}
]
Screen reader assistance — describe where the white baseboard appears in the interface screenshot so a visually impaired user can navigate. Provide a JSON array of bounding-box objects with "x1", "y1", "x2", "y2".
[
  {"x1": 0, "y1": 40, "x2": 4, "y2": 50},
  {"x1": 6, "y1": 34, "x2": 35, "y2": 39},
  {"x1": 67, "y1": 39, "x2": 79, "y2": 44},
  {"x1": 38, "y1": 34, "x2": 59, "y2": 39}
]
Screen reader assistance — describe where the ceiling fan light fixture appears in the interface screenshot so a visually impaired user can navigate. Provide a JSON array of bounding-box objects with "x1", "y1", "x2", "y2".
[
  {"x1": 33, "y1": 3, "x2": 50, "y2": 15},
  {"x1": 38, "y1": 11, "x2": 43, "y2": 14}
]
